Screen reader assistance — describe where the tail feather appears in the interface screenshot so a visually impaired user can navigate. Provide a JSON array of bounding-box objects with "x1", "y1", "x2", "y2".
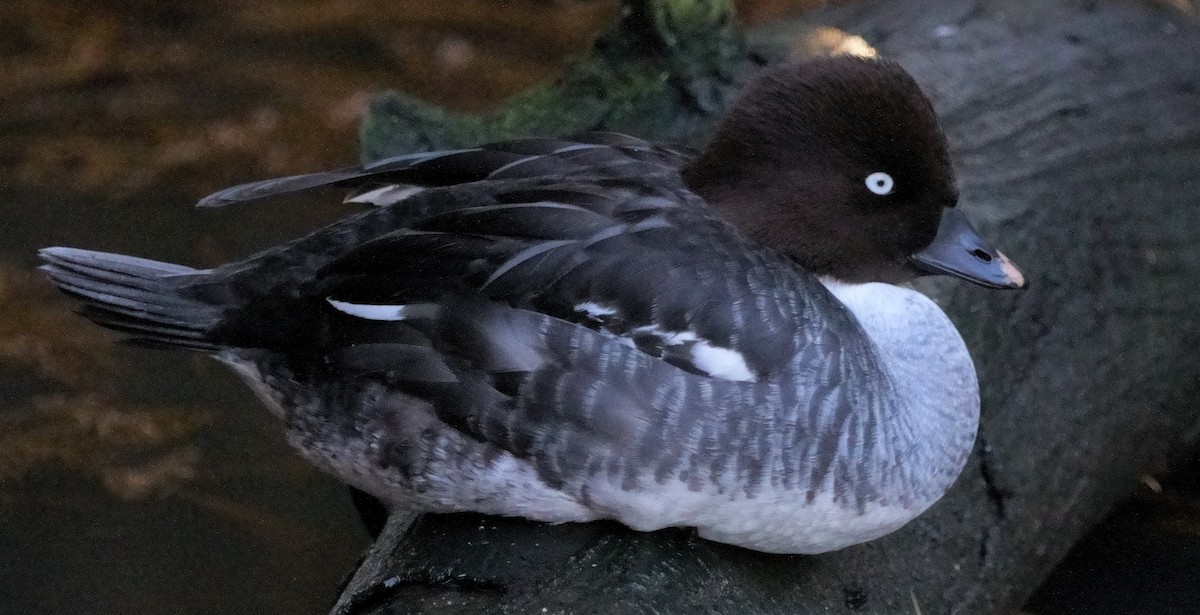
[{"x1": 39, "y1": 247, "x2": 224, "y2": 351}]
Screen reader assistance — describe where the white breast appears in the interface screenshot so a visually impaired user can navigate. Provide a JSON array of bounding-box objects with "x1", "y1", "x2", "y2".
[
  {"x1": 819, "y1": 279, "x2": 980, "y2": 433},
  {"x1": 627, "y1": 281, "x2": 978, "y2": 552},
  {"x1": 820, "y1": 278, "x2": 981, "y2": 504}
]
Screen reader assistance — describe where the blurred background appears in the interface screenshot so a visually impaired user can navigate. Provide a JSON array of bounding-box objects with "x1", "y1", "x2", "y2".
[{"x1": 1, "y1": 1, "x2": 1197, "y2": 614}]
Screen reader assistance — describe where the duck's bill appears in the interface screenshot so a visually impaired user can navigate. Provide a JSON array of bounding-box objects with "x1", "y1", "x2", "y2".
[{"x1": 910, "y1": 208, "x2": 1026, "y2": 289}]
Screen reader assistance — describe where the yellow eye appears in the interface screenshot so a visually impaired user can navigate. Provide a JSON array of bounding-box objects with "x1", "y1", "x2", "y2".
[{"x1": 865, "y1": 172, "x2": 894, "y2": 195}]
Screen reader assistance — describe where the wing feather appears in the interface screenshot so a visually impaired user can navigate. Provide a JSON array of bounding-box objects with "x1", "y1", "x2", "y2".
[
  {"x1": 197, "y1": 134, "x2": 687, "y2": 208},
  {"x1": 192, "y1": 133, "x2": 805, "y2": 383}
]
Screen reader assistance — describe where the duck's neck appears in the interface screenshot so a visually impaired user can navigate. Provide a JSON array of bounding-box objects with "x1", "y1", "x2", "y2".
[{"x1": 820, "y1": 279, "x2": 980, "y2": 502}]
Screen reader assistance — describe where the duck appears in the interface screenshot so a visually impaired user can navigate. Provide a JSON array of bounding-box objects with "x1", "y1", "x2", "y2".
[{"x1": 38, "y1": 55, "x2": 1025, "y2": 555}]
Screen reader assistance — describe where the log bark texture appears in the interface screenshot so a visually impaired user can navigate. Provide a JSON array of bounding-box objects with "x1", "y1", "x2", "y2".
[{"x1": 332, "y1": 1, "x2": 1200, "y2": 613}]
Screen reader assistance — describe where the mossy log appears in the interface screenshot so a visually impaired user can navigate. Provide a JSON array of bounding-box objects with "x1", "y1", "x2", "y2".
[{"x1": 332, "y1": 0, "x2": 1200, "y2": 613}]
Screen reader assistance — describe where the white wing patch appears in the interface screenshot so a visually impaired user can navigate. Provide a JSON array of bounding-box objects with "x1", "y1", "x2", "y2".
[
  {"x1": 629, "y1": 324, "x2": 755, "y2": 382},
  {"x1": 632, "y1": 324, "x2": 698, "y2": 346},
  {"x1": 575, "y1": 302, "x2": 619, "y2": 318},
  {"x1": 327, "y1": 299, "x2": 440, "y2": 321},
  {"x1": 690, "y1": 342, "x2": 755, "y2": 381}
]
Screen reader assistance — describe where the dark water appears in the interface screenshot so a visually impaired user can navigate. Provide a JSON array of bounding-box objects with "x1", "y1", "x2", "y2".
[{"x1": 1, "y1": 188, "x2": 369, "y2": 614}]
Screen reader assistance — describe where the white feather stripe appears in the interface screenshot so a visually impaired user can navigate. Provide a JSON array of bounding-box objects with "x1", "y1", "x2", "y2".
[
  {"x1": 327, "y1": 299, "x2": 440, "y2": 321},
  {"x1": 690, "y1": 342, "x2": 755, "y2": 381},
  {"x1": 626, "y1": 323, "x2": 754, "y2": 381},
  {"x1": 486, "y1": 155, "x2": 542, "y2": 178},
  {"x1": 576, "y1": 302, "x2": 619, "y2": 318},
  {"x1": 361, "y1": 148, "x2": 474, "y2": 170},
  {"x1": 632, "y1": 324, "x2": 699, "y2": 346},
  {"x1": 449, "y1": 202, "x2": 597, "y2": 215},
  {"x1": 546, "y1": 143, "x2": 604, "y2": 154},
  {"x1": 344, "y1": 184, "x2": 424, "y2": 207},
  {"x1": 481, "y1": 239, "x2": 576, "y2": 289}
]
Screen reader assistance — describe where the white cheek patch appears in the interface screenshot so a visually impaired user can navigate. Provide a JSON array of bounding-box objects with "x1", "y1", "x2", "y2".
[{"x1": 327, "y1": 299, "x2": 440, "y2": 321}]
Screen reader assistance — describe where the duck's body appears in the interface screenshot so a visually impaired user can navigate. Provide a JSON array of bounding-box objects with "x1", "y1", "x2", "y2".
[{"x1": 39, "y1": 57, "x2": 1022, "y2": 554}]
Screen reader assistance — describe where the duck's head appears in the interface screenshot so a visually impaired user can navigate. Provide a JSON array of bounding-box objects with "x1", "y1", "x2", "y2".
[{"x1": 684, "y1": 55, "x2": 1024, "y2": 289}]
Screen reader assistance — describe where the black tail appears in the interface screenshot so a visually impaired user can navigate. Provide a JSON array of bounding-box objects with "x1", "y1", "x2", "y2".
[{"x1": 38, "y1": 247, "x2": 224, "y2": 351}]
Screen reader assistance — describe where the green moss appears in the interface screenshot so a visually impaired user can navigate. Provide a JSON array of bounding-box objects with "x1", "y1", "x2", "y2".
[{"x1": 360, "y1": 0, "x2": 756, "y2": 162}]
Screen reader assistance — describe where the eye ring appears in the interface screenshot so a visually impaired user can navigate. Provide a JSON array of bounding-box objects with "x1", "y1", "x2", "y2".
[{"x1": 865, "y1": 172, "x2": 894, "y2": 196}]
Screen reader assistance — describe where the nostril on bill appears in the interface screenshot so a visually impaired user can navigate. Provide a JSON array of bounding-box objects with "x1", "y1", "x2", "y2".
[{"x1": 970, "y1": 248, "x2": 993, "y2": 262}]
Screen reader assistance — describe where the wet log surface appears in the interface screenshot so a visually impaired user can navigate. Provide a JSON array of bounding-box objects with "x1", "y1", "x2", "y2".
[
  {"x1": 1026, "y1": 459, "x2": 1200, "y2": 615},
  {"x1": 331, "y1": 0, "x2": 1200, "y2": 613}
]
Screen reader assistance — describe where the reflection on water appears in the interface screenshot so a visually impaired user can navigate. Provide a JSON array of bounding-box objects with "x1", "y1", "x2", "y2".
[
  {"x1": 0, "y1": 392, "x2": 209, "y2": 501},
  {"x1": 0, "y1": 264, "x2": 117, "y2": 387}
]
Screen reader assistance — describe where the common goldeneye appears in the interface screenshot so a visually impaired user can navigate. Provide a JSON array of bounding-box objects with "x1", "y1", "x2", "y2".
[{"x1": 39, "y1": 56, "x2": 1024, "y2": 554}]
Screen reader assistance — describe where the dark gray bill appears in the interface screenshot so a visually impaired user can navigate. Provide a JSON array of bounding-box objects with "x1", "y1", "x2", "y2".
[{"x1": 910, "y1": 208, "x2": 1026, "y2": 289}]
